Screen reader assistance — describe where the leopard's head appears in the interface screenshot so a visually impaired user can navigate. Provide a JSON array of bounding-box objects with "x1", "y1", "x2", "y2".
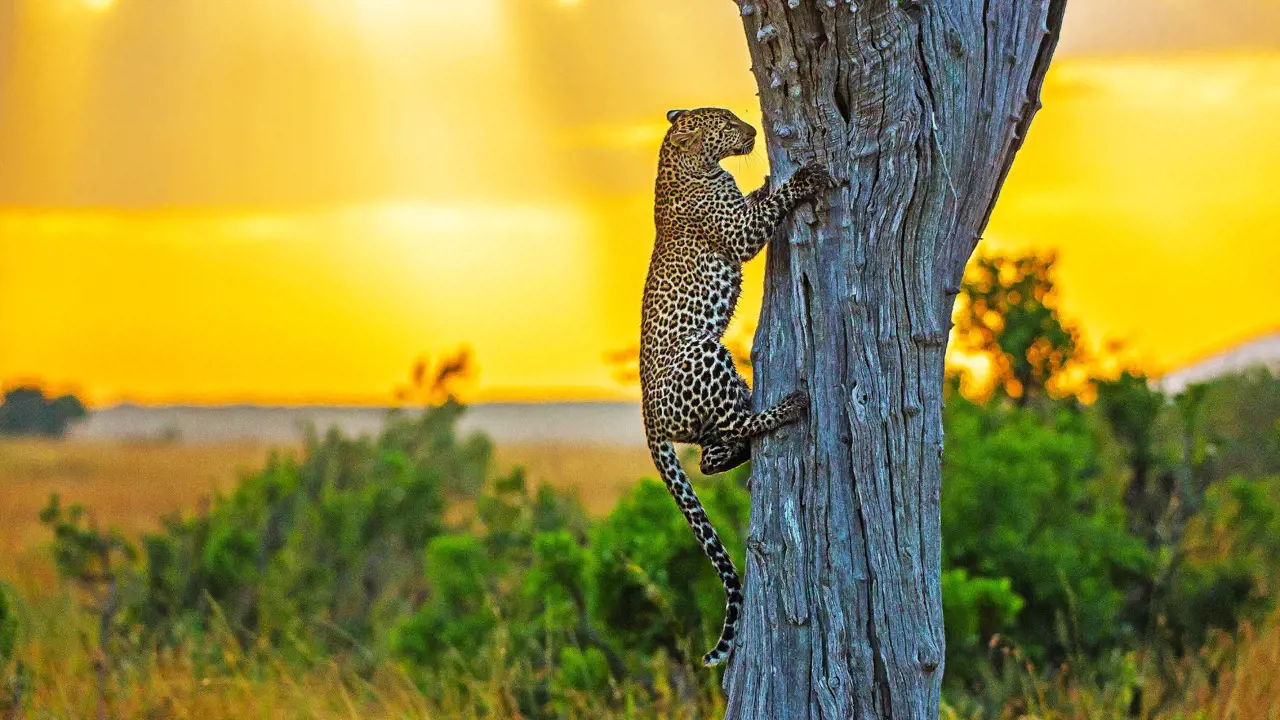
[{"x1": 661, "y1": 108, "x2": 757, "y2": 170}]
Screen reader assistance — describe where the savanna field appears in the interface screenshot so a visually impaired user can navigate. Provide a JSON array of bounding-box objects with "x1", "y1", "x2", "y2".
[
  {"x1": 4, "y1": 1, "x2": 1280, "y2": 717},
  {"x1": 0, "y1": 436, "x2": 662, "y2": 718},
  {"x1": 0, "y1": 439, "x2": 653, "y2": 582},
  {"x1": 2, "y1": 255, "x2": 1279, "y2": 719},
  {"x1": 1, "y1": 406, "x2": 1279, "y2": 718}
]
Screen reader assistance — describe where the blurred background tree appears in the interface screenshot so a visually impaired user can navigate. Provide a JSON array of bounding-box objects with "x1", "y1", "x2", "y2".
[
  {"x1": 951, "y1": 253, "x2": 1091, "y2": 404},
  {"x1": 394, "y1": 346, "x2": 476, "y2": 406},
  {"x1": 0, "y1": 386, "x2": 86, "y2": 437}
]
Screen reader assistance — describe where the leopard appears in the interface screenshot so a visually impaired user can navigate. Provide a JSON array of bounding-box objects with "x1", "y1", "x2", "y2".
[{"x1": 640, "y1": 106, "x2": 832, "y2": 667}]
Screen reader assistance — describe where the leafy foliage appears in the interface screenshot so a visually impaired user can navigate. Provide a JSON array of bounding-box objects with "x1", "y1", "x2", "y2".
[
  {"x1": 0, "y1": 583, "x2": 22, "y2": 718},
  {"x1": 1197, "y1": 367, "x2": 1280, "y2": 482},
  {"x1": 939, "y1": 569, "x2": 1023, "y2": 674},
  {"x1": 589, "y1": 472, "x2": 747, "y2": 662},
  {"x1": 37, "y1": 402, "x2": 494, "y2": 660},
  {"x1": 951, "y1": 253, "x2": 1088, "y2": 402},
  {"x1": 0, "y1": 584, "x2": 16, "y2": 666},
  {"x1": 1165, "y1": 474, "x2": 1280, "y2": 650},
  {"x1": 941, "y1": 395, "x2": 1151, "y2": 683}
]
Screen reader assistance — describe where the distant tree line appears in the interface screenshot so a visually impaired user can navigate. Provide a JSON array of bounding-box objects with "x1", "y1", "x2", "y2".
[{"x1": 0, "y1": 386, "x2": 87, "y2": 438}]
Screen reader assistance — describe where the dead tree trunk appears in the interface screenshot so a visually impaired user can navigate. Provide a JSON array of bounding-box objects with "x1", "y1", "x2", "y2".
[{"x1": 726, "y1": 1, "x2": 1066, "y2": 717}]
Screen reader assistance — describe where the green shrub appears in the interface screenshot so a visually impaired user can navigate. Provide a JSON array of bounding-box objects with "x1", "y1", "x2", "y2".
[
  {"x1": 1198, "y1": 368, "x2": 1280, "y2": 482},
  {"x1": 41, "y1": 402, "x2": 489, "y2": 659},
  {"x1": 1167, "y1": 475, "x2": 1280, "y2": 649},
  {"x1": 941, "y1": 395, "x2": 1152, "y2": 678},
  {"x1": 0, "y1": 584, "x2": 17, "y2": 665},
  {"x1": 589, "y1": 473, "x2": 747, "y2": 664},
  {"x1": 940, "y1": 568, "x2": 1023, "y2": 672},
  {"x1": 395, "y1": 533, "x2": 497, "y2": 665}
]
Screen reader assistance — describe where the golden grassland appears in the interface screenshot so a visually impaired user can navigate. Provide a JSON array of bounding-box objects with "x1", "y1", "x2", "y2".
[
  {"x1": 3, "y1": 438, "x2": 1279, "y2": 718},
  {"x1": 0, "y1": 438, "x2": 676, "y2": 718},
  {"x1": 0, "y1": 440, "x2": 273, "y2": 587}
]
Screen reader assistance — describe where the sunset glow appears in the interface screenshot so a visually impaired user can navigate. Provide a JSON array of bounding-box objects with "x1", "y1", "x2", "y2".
[{"x1": 1, "y1": 0, "x2": 1277, "y2": 405}]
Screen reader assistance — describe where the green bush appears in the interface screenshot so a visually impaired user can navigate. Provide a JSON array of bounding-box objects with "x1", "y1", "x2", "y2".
[
  {"x1": 0, "y1": 584, "x2": 17, "y2": 666},
  {"x1": 940, "y1": 569, "x2": 1023, "y2": 672},
  {"x1": 395, "y1": 533, "x2": 497, "y2": 665},
  {"x1": 941, "y1": 395, "x2": 1152, "y2": 680},
  {"x1": 1166, "y1": 474, "x2": 1280, "y2": 649},
  {"x1": 1198, "y1": 368, "x2": 1280, "y2": 482},
  {"x1": 589, "y1": 473, "x2": 747, "y2": 664},
  {"x1": 40, "y1": 402, "x2": 491, "y2": 659}
]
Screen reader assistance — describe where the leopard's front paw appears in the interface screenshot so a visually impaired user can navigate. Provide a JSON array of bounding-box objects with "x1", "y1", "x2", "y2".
[{"x1": 790, "y1": 164, "x2": 834, "y2": 200}]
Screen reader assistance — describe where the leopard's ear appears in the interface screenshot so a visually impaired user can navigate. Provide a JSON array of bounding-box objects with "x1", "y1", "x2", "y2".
[
  {"x1": 668, "y1": 127, "x2": 703, "y2": 153},
  {"x1": 666, "y1": 109, "x2": 687, "y2": 124}
]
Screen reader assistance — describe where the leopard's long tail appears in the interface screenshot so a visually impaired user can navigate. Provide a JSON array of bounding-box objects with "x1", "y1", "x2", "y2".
[{"x1": 647, "y1": 437, "x2": 742, "y2": 667}]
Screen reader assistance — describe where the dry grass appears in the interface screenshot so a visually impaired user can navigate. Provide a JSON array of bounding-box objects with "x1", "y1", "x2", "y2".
[
  {"x1": 1164, "y1": 613, "x2": 1280, "y2": 720},
  {"x1": 493, "y1": 443, "x2": 655, "y2": 516},
  {"x1": 9, "y1": 589, "x2": 693, "y2": 720},
  {"x1": 9, "y1": 592, "x2": 512, "y2": 719},
  {"x1": 8, "y1": 593, "x2": 1280, "y2": 719},
  {"x1": 0, "y1": 439, "x2": 278, "y2": 586}
]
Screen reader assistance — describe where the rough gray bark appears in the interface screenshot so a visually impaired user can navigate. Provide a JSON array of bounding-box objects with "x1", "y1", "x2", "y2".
[{"x1": 725, "y1": 1, "x2": 1066, "y2": 717}]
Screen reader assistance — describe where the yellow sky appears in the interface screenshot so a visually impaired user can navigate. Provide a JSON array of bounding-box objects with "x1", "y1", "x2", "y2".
[{"x1": 1, "y1": 0, "x2": 1278, "y2": 405}]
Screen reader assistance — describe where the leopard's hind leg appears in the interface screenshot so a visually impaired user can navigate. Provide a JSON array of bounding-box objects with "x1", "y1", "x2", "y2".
[
  {"x1": 689, "y1": 339, "x2": 806, "y2": 474},
  {"x1": 699, "y1": 440, "x2": 750, "y2": 475}
]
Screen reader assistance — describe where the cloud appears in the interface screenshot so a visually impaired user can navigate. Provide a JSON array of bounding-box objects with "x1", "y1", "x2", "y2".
[
  {"x1": 1059, "y1": 0, "x2": 1280, "y2": 56},
  {"x1": 2, "y1": 0, "x2": 1277, "y2": 210}
]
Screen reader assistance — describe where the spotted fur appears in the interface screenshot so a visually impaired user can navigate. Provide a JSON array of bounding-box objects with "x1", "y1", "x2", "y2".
[{"x1": 640, "y1": 107, "x2": 831, "y2": 667}]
